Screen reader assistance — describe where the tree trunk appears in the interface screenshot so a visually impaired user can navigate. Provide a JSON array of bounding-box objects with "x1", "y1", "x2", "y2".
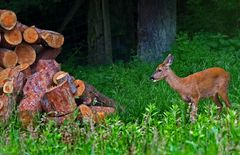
[
  {"x1": 137, "y1": 0, "x2": 176, "y2": 62},
  {"x1": 88, "y1": 0, "x2": 112, "y2": 65},
  {"x1": 102, "y1": 0, "x2": 112, "y2": 64},
  {"x1": 110, "y1": 0, "x2": 137, "y2": 62}
]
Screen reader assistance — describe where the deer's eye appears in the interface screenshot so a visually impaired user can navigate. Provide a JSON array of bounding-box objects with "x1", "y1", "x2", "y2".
[{"x1": 158, "y1": 69, "x2": 162, "y2": 72}]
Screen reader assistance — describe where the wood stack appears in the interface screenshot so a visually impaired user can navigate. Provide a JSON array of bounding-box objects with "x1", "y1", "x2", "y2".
[{"x1": 0, "y1": 9, "x2": 116, "y2": 127}]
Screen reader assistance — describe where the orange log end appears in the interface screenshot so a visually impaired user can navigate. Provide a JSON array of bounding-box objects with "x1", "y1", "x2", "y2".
[
  {"x1": 74, "y1": 79, "x2": 85, "y2": 97},
  {"x1": 15, "y1": 44, "x2": 36, "y2": 65},
  {"x1": 0, "y1": 50, "x2": 18, "y2": 68},
  {"x1": 52, "y1": 71, "x2": 68, "y2": 85},
  {"x1": 0, "y1": 10, "x2": 17, "y2": 30},
  {"x1": 79, "y1": 104, "x2": 94, "y2": 120},
  {"x1": 23, "y1": 26, "x2": 39, "y2": 44},
  {"x1": 0, "y1": 68, "x2": 11, "y2": 87},
  {"x1": 3, "y1": 80, "x2": 13, "y2": 94},
  {"x1": 4, "y1": 29, "x2": 22, "y2": 46}
]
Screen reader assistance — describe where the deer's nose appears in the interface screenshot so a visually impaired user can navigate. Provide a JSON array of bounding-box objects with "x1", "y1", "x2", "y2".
[{"x1": 150, "y1": 76, "x2": 155, "y2": 80}]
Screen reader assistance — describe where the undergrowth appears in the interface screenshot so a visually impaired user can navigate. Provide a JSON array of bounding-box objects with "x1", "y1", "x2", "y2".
[{"x1": 0, "y1": 33, "x2": 239, "y2": 154}]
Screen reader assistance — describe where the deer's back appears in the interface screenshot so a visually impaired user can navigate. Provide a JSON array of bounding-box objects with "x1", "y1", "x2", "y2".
[{"x1": 182, "y1": 67, "x2": 230, "y2": 98}]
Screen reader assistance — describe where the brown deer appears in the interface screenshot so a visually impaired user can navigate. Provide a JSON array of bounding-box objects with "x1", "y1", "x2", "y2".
[{"x1": 150, "y1": 54, "x2": 231, "y2": 122}]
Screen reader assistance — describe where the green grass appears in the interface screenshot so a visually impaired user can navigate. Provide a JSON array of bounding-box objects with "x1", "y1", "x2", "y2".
[{"x1": 0, "y1": 33, "x2": 239, "y2": 154}]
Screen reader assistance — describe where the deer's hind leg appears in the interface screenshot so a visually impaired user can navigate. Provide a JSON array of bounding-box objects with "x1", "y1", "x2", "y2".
[
  {"x1": 218, "y1": 88, "x2": 231, "y2": 108},
  {"x1": 211, "y1": 93, "x2": 223, "y2": 114}
]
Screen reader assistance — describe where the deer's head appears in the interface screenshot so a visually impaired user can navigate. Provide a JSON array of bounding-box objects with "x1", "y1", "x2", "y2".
[{"x1": 150, "y1": 54, "x2": 174, "y2": 82}]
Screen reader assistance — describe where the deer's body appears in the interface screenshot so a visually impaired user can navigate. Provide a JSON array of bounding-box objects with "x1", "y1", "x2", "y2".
[{"x1": 151, "y1": 54, "x2": 231, "y2": 122}]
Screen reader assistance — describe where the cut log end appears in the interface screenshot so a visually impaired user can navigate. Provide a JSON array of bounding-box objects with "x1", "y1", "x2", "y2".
[
  {"x1": 23, "y1": 26, "x2": 39, "y2": 44},
  {"x1": 40, "y1": 30, "x2": 64, "y2": 48},
  {"x1": 4, "y1": 29, "x2": 22, "y2": 46},
  {"x1": 52, "y1": 71, "x2": 68, "y2": 85},
  {"x1": 3, "y1": 51, "x2": 18, "y2": 68},
  {"x1": 0, "y1": 68, "x2": 11, "y2": 87},
  {"x1": 74, "y1": 80, "x2": 85, "y2": 97},
  {"x1": 79, "y1": 104, "x2": 94, "y2": 120},
  {"x1": 3, "y1": 81, "x2": 13, "y2": 94},
  {"x1": 0, "y1": 10, "x2": 17, "y2": 30},
  {"x1": 14, "y1": 63, "x2": 30, "y2": 72},
  {"x1": 15, "y1": 44, "x2": 36, "y2": 65},
  {"x1": 0, "y1": 48, "x2": 18, "y2": 68}
]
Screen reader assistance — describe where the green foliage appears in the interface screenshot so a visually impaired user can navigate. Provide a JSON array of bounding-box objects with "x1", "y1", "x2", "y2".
[
  {"x1": 178, "y1": 0, "x2": 240, "y2": 35},
  {"x1": 0, "y1": 33, "x2": 240, "y2": 154}
]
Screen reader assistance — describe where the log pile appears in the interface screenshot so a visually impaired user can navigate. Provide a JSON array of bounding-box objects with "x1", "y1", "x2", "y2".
[{"x1": 0, "y1": 9, "x2": 116, "y2": 127}]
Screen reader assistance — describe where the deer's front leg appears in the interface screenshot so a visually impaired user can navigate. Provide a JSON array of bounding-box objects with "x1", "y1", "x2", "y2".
[{"x1": 190, "y1": 102, "x2": 198, "y2": 123}]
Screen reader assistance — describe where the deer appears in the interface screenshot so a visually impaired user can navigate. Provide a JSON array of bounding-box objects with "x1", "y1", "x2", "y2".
[{"x1": 150, "y1": 54, "x2": 231, "y2": 122}]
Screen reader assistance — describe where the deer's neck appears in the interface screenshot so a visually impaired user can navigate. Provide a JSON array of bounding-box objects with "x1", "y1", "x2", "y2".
[{"x1": 165, "y1": 69, "x2": 184, "y2": 92}]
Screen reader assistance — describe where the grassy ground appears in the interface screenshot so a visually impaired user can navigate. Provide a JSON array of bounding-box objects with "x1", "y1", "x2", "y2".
[{"x1": 0, "y1": 33, "x2": 239, "y2": 154}]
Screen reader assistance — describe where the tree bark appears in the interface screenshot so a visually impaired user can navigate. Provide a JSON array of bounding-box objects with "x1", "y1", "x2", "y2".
[
  {"x1": 34, "y1": 45, "x2": 61, "y2": 60},
  {"x1": 110, "y1": 0, "x2": 136, "y2": 62},
  {"x1": 138, "y1": 0, "x2": 176, "y2": 62},
  {"x1": 18, "y1": 60, "x2": 60, "y2": 127},
  {"x1": 102, "y1": 0, "x2": 112, "y2": 64},
  {"x1": 88, "y1": 0, "x2": 112, "y2": 65},
  {"x1": 34, "y1": 59, "x2": 60, "y2": 73},
  {"x1": 0, "y1": 71, "x2": 25, "y2": 123},
  {"x1": 41, "y1": 80, "x2": 77, "y2": 117},
  {"x1": 0, "y1": 94, "x2": 14, "y2": 123}
]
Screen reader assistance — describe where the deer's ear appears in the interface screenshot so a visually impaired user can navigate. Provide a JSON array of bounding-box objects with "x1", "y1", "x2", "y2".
[{"x1": 164, "y1": 54, "x2": 174, "y2": 66}]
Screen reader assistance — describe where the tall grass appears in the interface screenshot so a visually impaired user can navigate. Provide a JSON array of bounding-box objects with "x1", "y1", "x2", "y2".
[{"x1": 0, "y1": 33, "x2": 239, "y2": 154}]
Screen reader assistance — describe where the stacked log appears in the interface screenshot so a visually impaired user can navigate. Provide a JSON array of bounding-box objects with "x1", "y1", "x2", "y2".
[{"x1": 0, "y1": 9, "x2": 116, "y2": 127}]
